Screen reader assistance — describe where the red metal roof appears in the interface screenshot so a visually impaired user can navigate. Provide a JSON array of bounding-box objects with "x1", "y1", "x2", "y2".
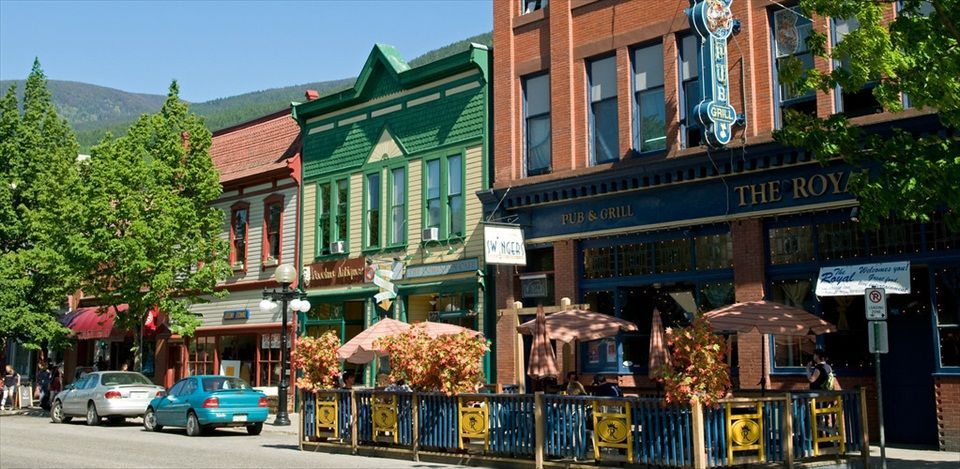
[
  {"x1": 61, "y1": 305, "x2": 127, "y2": 340},
  {"x1": 210, "y1": 109, "x2": 300, "y2": 184}
]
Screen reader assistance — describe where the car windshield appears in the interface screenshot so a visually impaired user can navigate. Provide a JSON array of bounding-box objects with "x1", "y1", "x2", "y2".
[
  {"x1": 201, "y1": 377, "x2": 252, "y2": 392},
  {"x1": 100, "y1": 372, "x2": 153, "y2": 386}
]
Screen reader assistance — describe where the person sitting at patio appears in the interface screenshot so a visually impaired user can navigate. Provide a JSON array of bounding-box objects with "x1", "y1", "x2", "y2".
[
  {"x1": 564, "y1": 371, "x2": 587, "y2": 396},
  {"x1": 385, "y1": 378, "x2": 411, "y2": 392},
  {"x1": 340, "y1": 370, "x2": 356, "y2": 389},
  {"x1": 592, "y1": 374, "x2": 623, "y2": 397}
]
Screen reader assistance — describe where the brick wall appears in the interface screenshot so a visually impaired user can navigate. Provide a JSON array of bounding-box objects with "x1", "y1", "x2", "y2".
[
  {"x1": 494, "y1": 264, "x2": 518, "y2": 386},
  {"x1": 553, "y1": 240, "x2": 578, "y2": 304},
  {"x1": 935, "y1": 375, "x2": 960, "y2": 451},
  {"x1": 732, "y1": 218, "x2": 766, "y2": 390}
]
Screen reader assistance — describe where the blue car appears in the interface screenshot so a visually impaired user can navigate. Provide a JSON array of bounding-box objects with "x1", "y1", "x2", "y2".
[{"x1": 143, "y1": 375, "x2": 269, "y2": 436}]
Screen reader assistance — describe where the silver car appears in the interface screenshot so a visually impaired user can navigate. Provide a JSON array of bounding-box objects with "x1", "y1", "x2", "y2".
[{"x1": 51, "y1": 371, "x2": 164, "y2": 425}]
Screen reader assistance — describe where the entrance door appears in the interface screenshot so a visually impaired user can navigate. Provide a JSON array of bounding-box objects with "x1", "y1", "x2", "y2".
[
  {"x1": 166, "y1": 344, "x2": 182, "y2": 388},
  {"x1": 880, "y1": 269, "x2": 937, "y2": 446}
]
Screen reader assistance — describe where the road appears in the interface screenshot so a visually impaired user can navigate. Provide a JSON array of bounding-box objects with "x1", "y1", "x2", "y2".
[{"x1": 0, "y1": 414, "x2": 463, "y2": 469}]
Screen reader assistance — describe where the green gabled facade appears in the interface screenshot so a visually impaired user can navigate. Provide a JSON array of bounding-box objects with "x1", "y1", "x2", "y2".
[{"x1": 292, "y1": 43, "x2": 492, "y2": 385}]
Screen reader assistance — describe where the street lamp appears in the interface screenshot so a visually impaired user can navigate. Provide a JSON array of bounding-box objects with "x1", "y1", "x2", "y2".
[{"x1": 259, "y1": 263, "x2": 311, "y2": 426}]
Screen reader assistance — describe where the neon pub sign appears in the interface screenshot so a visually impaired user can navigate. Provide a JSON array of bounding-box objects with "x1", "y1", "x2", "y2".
[{"x1": 689, "y1": 0, "x2": 739, "y2": 147}]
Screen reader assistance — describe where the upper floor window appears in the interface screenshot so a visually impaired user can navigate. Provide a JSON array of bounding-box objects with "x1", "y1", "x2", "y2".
[
  {"x1": 389, "y1": 166, "x2": 407, "y2": 245},
  {"x1": 230, "y1": 202, "x2": 249, "y2": 271},
  {"x1": 263, "y1": 195, "x2": 283, "y2": 264},
  {"x1": 633, "y1": 43, "x2": 666, "y2": 153},
  {"x1": 523, "y1": 73, "x2": 551, "y2": 176},
  {"x1": 316, "y1": 179, "x2": 349, "y2": 257},
  {"x1": 900, "y1": 1, "x2": 935, "y2": 108},
  {"x1": 521, "y1": 0, "x2": 547, "y2": 14},
  {"x1": 588, "y1": 55, "x2": 619, "y2": 164},
  {"x1": 365, "y1": 172, "x2": 381, "y2": 249},
  {"x1": 832, "y1": 17, "x2": 882, "y2": 117},
  {"x1": 773, "y1": 7, "x2": 816, "y2": 126},
  {"x1": 424, "y1": 153, "x2": 466, "y2": 240},
  {"x1": 679, "y1": 35, "x2": 703, "y2": 148}
]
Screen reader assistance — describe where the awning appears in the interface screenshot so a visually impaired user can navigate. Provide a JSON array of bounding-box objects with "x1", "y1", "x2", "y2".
[{"x1": 62, "y1": 305, "x2": 127, "y2": 340}]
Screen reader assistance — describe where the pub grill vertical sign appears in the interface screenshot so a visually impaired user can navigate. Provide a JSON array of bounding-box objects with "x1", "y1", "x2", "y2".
[{"x1": 688, "y1": 0, "x2": 740, "y2": 147}]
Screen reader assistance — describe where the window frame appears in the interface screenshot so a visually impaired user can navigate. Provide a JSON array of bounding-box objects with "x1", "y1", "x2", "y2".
[
  {"x1": 229, "y1": 201, "x2": 250, "y2": 272},
  {"x1": 262, "y1": 194, "x2": 284, "y2": 266},
  {"x1": 314, "y1": 178, "x2": 350, "y2": 259},
  {"x1": 587, "y1": 54, "x2": 620, "y2": 165},
  {"x1": 631, "y1": 41, "x2": 667, "y2": 155},
  {"x1": 363, "y1": 170, "x2": 383, "y2": 251},
  {"x1": 770, "y1": 5, "x2": 817, "y2": 129},
  {"x1": 522, "y1": 72, "x2": 552, "y2": 177},
  {"x1": 678, "y1": 34, "x2": 703, "y2": 149},
  {"x1": 387, "y1": 164, "x2": 408, "y2": 247},
  {"x1": 422, "y1": 151, "x2": 468, "y2": 242},
  {"x1": 830, "y1": 16, "x2": 882, "y2": 117},
  {"x1": 520, "y1": 0, "x2": 548, "y2": 15}
]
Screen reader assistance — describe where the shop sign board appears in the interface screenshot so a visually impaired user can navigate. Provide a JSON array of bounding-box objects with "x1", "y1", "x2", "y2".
[
  {"x1": 815, "y1": 261, "x2": 910, "y2": 296},
  {"x1": 520, "y1": 274, "x2": 549, "y2": 299},
  {"x1": 305, "y1": 257, "x2": 366, "y2": 288},
  {"x1": 864, "y1": 288, "x2": 887, "y2": 320},
  {"x1": 222, "y1": 309, "x2": 250, "y2": 322},
  {"x1": 689, "y1": 0, "x2": 738, "y2": 147},
  {"x1": 484, "y1": 223, "x2": 527, "y2": 265},
  {"x1": 405, "y1": 258, "x2": 479, "y2": 279},
  {"x1": 868, "y1": 320, "x2": 889, "y2": 354}
]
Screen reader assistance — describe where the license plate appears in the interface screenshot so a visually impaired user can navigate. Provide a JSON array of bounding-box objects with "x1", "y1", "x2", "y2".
[
  {"x1": 130, "y1": 392, "x2": 147, "y2": 399},
  {"x1": 232, "y1": 414, "x2": 247, "y2": 422}
]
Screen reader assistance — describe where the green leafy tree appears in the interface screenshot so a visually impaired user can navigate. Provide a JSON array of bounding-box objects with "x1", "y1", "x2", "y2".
[
  {"x1": 774, "y1": 0, "x2": 960, "y2": 230},
  {"x1": 67, "y1": 81, "x2": 230, "y2": 370},
  {"x1": 0, "y1": 59, "x2": 80, "y2": 350}
]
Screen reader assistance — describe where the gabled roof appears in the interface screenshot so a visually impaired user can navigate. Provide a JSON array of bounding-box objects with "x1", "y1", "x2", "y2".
[{"x1": 210, "y1": 108, "x2": 300, "y2": 184}]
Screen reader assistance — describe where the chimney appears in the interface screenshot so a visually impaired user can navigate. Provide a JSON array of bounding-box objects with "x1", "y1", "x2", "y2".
[{"x1": 305, "y1": 89, "x2": 320, "y2": 101}]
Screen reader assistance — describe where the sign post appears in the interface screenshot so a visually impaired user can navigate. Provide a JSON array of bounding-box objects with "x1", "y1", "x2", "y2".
[{"x1": 865, "y1": 288, "x2": 888, "y2": 469}]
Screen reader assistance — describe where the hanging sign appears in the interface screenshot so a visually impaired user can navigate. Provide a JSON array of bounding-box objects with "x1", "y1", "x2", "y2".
[
  {"x1": 484, "y1": 223, "x2": 527, "y2": 265},
  {"x1": 688, "y1": 0, "x2": 739, "y2": 147},
  {"x1": 815, "y1": 261, "x2": 911, "y2": 296}
]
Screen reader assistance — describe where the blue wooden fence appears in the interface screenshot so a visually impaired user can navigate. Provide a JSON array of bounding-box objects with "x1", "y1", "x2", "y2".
[{"x1": 632, "y1": 398, "x2": 694, "y2": 467}]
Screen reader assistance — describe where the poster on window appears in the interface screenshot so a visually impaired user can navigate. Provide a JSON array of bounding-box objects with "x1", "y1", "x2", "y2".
[
  {"x1": 604, "y1": 339, "x2": 617, "y2": 363},
  {"x1": 220, "y1": 360, "x2": 241, "y2": 378},
  {"x1": 588, "y1": 342, "x2": 600, "y2": 364}
]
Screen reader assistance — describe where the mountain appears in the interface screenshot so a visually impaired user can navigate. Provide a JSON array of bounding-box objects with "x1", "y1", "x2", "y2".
[{"x1": 1, "y1": 31, "x2": 493, "y2": 151}]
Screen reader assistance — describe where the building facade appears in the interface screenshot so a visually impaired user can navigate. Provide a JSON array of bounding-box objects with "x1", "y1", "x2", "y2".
[
  {"x1": 487, "y1": 0, "x2": 958, "y2": 451},
  {"x1": 292, "y1": 44, "x2": 492, "y2": 385}
]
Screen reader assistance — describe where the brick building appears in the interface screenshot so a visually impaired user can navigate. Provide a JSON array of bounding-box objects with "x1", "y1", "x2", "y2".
[{"x1": 484, "y1": 0, "x2": 958, "y2": 451}]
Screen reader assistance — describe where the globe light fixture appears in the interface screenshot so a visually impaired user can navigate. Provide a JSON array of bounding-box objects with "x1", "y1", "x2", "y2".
[{"x1": 260, "y1": 262, "x2": 308, "y2": 427}]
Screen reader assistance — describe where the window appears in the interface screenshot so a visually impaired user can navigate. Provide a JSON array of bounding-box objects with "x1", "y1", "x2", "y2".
[
  {"x1": 389, "y1": 166, "x2": 406, "y2": 245},
  {"x1": 230, "y1": 203, "x2": 249, "y2": 270},
  {"x1": 187, "y1": 336, "x2": 215, "y2": 376},
  {"x1": 521, "y1": 0, "x2": 547, "y2": 14},
  {"x1": 259, "y1": 333, "x2": 286, "y2": 387},
  {"x1": 365, "y1": 172, "x2": 381, "y2": 249},
  {"x1": 588, "y1": 56, "x2": 619, "y2": 164},
  {"x1": 423, "y1": 154, "x2": 466, "y2": 239},
  {"x1": 832, "y1": 17, "x2": 882, "y2": 117},
  {"x1": 316, "y1": 179, "x2": 349, "y2": 256},
  {"x1": 523, "y1": 73, "x2": 551, "y2": 176},
  {"x1": 935, "y1": 267, "x2": 960, "y2": 367},
  {"x1": 263, "y1": 195, "x2": 283, "y2": 263},
  {"x1": 633, "y1": 43, "x2": 666, "y2": 152},
  {"x1": 168, "y1": 380, "x2": 186, "y2": 397},
  {"x1": 770, "y1": 279, "x2": 817, "y2": 368},
  {"x1": 679, "y1": 35, "x2": 703, "y2": 148},
  {"x1": 773, "y1": 7, "x2": 816, "y2": 125}
]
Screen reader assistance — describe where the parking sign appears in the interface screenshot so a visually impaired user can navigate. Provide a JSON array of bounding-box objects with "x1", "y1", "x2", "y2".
[{"x1": 865, "y1": 287, "x2": 887, "y2": 320}]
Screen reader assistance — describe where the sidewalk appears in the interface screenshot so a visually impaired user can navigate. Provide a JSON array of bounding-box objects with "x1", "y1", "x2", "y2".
[
  {"x1": 812, "y1": 445, "x2": 959, "y2": 468},
  {"x1": 262, "y1": 412, "x2": 300, "y2": 435}
]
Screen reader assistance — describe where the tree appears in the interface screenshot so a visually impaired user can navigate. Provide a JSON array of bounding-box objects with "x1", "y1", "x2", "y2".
[
  {"x1": 67, "y1": 81, "x2": 231, "y2": 370},
  {"x1": 291, "y1": 331, "x2": 342, "y2": 391},
  {"x1": 774, "y1": 0, "x2": 960, "y2": 230},
  {"x1": 376, "y1": 326, "x2": 489, "y2": 395},
  {"x1": 0, "y1": 59, "x2": 80, "y2": 350},
  {"x1": 654, "y1": 317, "x2": 731, "y2": 407}
]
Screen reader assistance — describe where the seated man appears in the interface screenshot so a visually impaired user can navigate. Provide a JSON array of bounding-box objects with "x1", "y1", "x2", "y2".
[{"x1": 592, "y1": 374, "x2": 623, "y2": 398}]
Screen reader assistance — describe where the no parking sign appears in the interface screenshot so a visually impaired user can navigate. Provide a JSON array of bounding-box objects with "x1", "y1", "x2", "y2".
[{"x1": 865, "y1": 287, "x2": 887, "y2": 320}]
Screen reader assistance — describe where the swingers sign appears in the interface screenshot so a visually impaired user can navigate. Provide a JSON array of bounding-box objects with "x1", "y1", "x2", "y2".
[
  {"x1": 815, "y1": 261, "x2": 911, "y2": 296},
  {"x1": 484, "y1": 223, "x2": 526, "y2": 265}
]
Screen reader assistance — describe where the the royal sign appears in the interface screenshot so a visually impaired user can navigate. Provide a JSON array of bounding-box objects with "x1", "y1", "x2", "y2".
[{"x1": 689, "y1": 0, "x2": 738, "y2": 147}]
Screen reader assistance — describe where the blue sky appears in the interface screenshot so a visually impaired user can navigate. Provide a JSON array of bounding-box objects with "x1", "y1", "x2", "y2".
[{"x1": 0, "y1": 0, "x2": 492, "y2": 102}]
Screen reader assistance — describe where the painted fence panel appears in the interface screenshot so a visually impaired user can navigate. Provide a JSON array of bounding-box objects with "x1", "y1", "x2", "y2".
[
  {"x1": 418, "y1": 393, "x2": 458, "y2": 450},
  {"x1": 543, "y1": 395, "x2": 590, "y2": 460},
  {"x1": 632, "y1": 398, "x2": 693, "y2": 467}
]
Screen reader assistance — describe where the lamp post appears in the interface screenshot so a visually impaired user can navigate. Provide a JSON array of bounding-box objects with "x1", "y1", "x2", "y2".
[{"x1": 259, "y1": 264, "x2": 311, "y2": 426}]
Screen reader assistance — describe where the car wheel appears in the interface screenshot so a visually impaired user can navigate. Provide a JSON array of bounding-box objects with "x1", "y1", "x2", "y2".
[
  {"x1": 246, "y1": 422, "x2": 263, "y2": 436},
  {"x1": 51, "y1": 401, "x2": 65, "y2": 424},
  {"x1": 86, "y1": 403, "x2": 100, "y2": 426},
  {"x1": 143, "y1": 408, "x2": 163, "y2": 432},
  {"x1": 185, "y1": 411, "x2": 202, "y2": 437}
]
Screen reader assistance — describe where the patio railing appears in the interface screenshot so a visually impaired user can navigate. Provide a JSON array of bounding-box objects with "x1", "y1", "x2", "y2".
[{"x1": 300, "y1": 388, "x2": 869, "y2": 469}]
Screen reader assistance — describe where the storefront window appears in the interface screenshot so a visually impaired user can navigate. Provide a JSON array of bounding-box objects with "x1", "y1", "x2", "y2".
[
  {"x1": 865, "y1": 218, "x2": 922, "y2": 256},
  {"x1": 934, "y1": 267, "x2": 960, "y2": 367},
  {"x1": 431, "y1": 292, "x2": 477, "y2": 328},
  {"x1": 188, "y1": 336, "x2": 215, "y2": 376},
  {"x1": 218, "y1": 335, "x2": 255, "y2": 384},
  {"x1": 770, "y1": 279, "x2": 818, "y2": 368},
  {"x1": 654, "y1": 238, "x2": 690, "y2": 273},
  {"x1": 926, "y1": 212, "x2": 960, "y2": 252},
  {"x1": 583, "y1": 247, "x2": 615, "y2": 279},
  {"x1": 520, "y1": 247, "x2": 555, "y2": 306},
  {"x1": 583, "y1": 290, "x2": 614, "y2": 315},
  {"x1": 259, "y1": 334, "x2": 284, "y2": 387},
  {"x1": 619, "y1": 242, "x2": 653, "y2": 276},
  {"x1": 819, "y1": 220, "x2": 864, "y2": 260},
  {"x1": 695, "y1": 233, "x2": 733, "y2": 270},
  {"x1": 769, "y1": 225, "x2": 814, "y2": 265}
]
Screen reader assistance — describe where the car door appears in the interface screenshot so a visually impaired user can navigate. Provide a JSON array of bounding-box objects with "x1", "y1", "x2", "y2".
[
  {"x1": 156, "y1": 380, "x2": 185, "y2": 426},
  {"x1": 76, "y1": 373, "x2": 100, "y2": 411},
  {"x1": 173, "y1": 378, "x2": 198, "y2": 426},
  {"x1": 61, "y1": 376, "x2": 86, "y2": 415}
]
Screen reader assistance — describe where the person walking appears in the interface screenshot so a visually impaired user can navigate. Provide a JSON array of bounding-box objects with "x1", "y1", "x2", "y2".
[
  {"x1": 806, "y1": 348, "x2": 836, "y2": 390},
  {"x1": 36, "y1": 362, "x2": 52, "y2": 410},
  {"x1": 2, "y1": 365, "x2": 21, "y2": 410}
]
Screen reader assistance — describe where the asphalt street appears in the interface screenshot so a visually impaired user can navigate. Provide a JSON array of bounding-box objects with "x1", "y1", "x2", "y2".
[{"x1": 0, "y1": 414, "x2": 464, "y2": 469}]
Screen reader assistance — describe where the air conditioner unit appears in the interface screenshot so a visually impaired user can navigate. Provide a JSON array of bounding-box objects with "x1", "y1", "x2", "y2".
[
  {"x1": 329, "y1": 241, "x2": 346, "y2": 254},
  {"x1": 422, "y1": 227, "x2": 440, "y2": 242}
]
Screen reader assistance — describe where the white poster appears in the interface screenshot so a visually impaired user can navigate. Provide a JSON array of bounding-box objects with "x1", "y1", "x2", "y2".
[
  {"x1": 484, "y1": 224, "x2": 527, "y2": 265},
  {"x1": 815, "y1": 261, "x2": 911, "y2": 296},
  {"x1": 220, "y1": 360, "x2": 241, "y2": 378}
]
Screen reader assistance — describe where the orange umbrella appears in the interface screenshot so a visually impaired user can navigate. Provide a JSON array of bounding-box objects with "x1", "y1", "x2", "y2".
[
  {"x1": 702, "y1": 300, "x2": 835, "y2": 336},
  {"x1": 418, "y1": 321, "x2": 483, "y2": 338},
  {"x1": 517, "y1": 309, "x2": 639, "y2": 344},
  {"x1": 648, "y1": 309, "x2": 671, "y2": 379},
  {"x1": 338, "y1": 318, "x2": 411, "y2": 364},
  {"x1": 526, "y1": 306, "x2": 560, "y2": 379}
]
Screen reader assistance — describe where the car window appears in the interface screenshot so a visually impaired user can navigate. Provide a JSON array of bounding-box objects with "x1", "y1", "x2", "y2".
[
  {"x1": 71, "y1": 376, "x2": 88, "y2": 390},
  {"x1": 201, "y1": 377, "x2": 252, "y2": 392},
  {"x1": 168, "y1": 380, "x2": 186, "y2": 397},
  {"x1": 100, "y1": 372, "x2": 153, "y2": 386},
  {"x1": 83, "y1": 376, "x2": 100, "y2": 389},
  {"x1": 178, "y1": 379, "x2": 197, "y2": 396}
]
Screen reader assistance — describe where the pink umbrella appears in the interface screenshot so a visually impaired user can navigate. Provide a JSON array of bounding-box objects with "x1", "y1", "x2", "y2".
[
  {"x1": 648, "y1": 309, "x2": 671, "y2": 379},
  {"x1": 418, "y1": 321, "x2": 483, "y2": 338},
  {"x1": 526, "y1": 306, "x2": 559, "y2": 379},
  {"x1": 517, "y1": 309, "x2": 639, "y2": 343},
  {"x1": 337, "y1": 318, "x2": 411, "y2": 364}
]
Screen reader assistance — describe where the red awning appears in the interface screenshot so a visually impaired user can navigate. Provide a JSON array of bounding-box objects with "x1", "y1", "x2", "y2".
[{"x1": 62, "y1": 305, "x2": 128, "y2": 340}]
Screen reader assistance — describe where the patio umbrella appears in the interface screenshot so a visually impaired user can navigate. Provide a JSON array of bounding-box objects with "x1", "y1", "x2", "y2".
[
  {"x1": 337, "y1": 318, "x2": 411, "y2": 364},
  {"x1": 517, "y1": 308, "x2": 639, "y2": 344},
  {"x1": 419, "y1": 321, "x2": 483, "y2": 338},
  {"x1": 526, "y1": 306, "x2": 560, "y2": 380},
  {"x1": 702, "y1": 300, "x2": 836, "y2": 391},
  {"x1": 648, "y1": 309, "x2": 671, "y2": 380}
]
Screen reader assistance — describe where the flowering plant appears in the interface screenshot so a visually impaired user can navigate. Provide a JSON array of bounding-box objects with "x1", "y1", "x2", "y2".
[
  {"x1": 291, "y1": 331, "x2": 342, "y2": 391},
  {"x1": 654, "y1": 316, "x2": 731, "y2": 407},
  {"x1": 376, "y1": 324, "x2": 489, "y2": 395}
]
